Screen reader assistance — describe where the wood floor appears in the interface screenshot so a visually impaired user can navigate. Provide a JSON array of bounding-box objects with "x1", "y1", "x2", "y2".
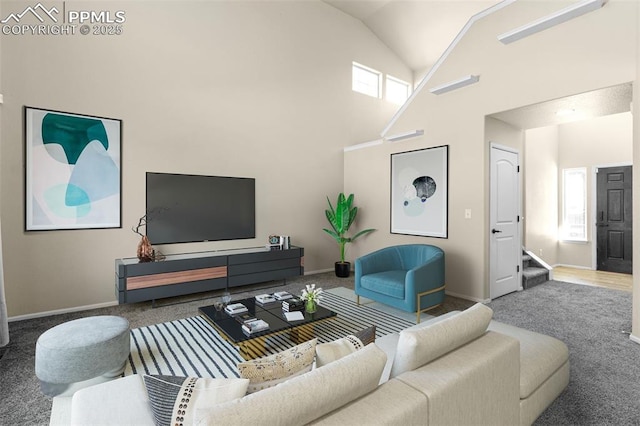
[{"x1": 552, "y1": 266, "x2": 632, "y2": 292}]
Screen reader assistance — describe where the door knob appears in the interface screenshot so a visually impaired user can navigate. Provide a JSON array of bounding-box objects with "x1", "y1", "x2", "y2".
[{"x1": 491, "y1": 229, "x2": 502, "y2": 234}]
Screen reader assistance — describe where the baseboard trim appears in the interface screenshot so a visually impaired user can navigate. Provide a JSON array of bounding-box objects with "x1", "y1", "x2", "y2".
[
  {"x1": 10, "y1": 269, "x2": 336, "y2": 321},
  {"x1": 552, "y1": 263, "x2": 593, "y2": 270},
  {"x1": 445, "y1": 290, "x2": 490, "y2": 304},
  {"x1": 305, "y1": 268, "x2": 334, "y2": 275},
  {"x1": 630, "y1": 334, "x2": 640, "y2": 345},
  {"x1": 8, "y1": 301, "x2": 119, "y2": 322}
]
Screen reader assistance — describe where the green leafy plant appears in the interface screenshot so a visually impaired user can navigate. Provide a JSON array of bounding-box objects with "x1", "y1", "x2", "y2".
[{"x1": 323, "y1": 193, "x2": 375, "y2": 263}]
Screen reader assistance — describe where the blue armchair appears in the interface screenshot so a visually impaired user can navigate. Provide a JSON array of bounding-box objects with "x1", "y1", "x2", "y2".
[{"x1": 355, "y1": 244, "x2": 445, "y2": 323}]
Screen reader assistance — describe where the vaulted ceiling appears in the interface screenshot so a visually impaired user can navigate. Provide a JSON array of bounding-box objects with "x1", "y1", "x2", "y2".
[
  {"x1": 323, "y1": 0, "x2": 499, "y2": 75},
  {"x1": 322, "y1": 0, "x2": 632, "y2": 130}
]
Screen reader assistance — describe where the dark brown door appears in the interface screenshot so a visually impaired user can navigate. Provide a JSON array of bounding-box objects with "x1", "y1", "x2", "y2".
[{"x1": 596, "y1": 166, "x2": 632, "y2": 274}]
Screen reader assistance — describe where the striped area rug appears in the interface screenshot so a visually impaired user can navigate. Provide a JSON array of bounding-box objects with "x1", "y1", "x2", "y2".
[{"x1": 125, "y1": 289, "x2": 413, "y2": 378}]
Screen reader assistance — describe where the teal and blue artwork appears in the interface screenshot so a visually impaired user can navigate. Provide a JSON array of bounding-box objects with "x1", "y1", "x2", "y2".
[{"x1": 25, "y1": 107, "x2": 122, "y2": 231}]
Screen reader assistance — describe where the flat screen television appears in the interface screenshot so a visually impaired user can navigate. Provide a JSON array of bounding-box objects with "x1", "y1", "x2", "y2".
[{"x1": 145, "y1": 172, "x2": 256, "y2": 244}]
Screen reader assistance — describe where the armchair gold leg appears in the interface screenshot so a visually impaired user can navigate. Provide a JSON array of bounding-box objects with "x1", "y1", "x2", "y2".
[{"x1": 416, "y1": 284, "x2": 446, "y2": 323}]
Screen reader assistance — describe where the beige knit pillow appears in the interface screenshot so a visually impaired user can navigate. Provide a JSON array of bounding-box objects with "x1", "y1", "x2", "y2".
[{"x1": 238, "y1": 339, "x2": 317, "y2": 393}]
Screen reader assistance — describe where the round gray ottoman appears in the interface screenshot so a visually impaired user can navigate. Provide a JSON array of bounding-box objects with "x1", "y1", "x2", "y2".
[{"x1": 35, "y1": 315, "x2": 130, "y2": 396}]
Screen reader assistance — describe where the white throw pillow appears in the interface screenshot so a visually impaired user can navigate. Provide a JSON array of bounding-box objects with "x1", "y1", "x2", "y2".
[
  {"x1": 315, "y1": 335, "x2": 364, "y2": 367},
  {"x1": 142, "y1": 375, "x2": 249, "y2": 426},
  {"x1": 390, "y1": 303, "x2": 493, "y2": 378}
]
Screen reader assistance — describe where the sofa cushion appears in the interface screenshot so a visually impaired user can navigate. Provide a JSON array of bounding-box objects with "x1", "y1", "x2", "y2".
[
  {"x1": 376, "y1": 311, "x2": 461, "y2": 384},
  {"x1": 396, "y1": 331, "x2": 521, "y2": 426},
  {"x1": 316, "y1": 335, "x2": 364, "y2": 367},
  {"x1": 310, "y1": 378, "x2": 429, "y2": 425},
  {"x1": 360, "y1": 271, "x2": 406, "y2": 299},
  {"x1": 390, "y1": 303, "x2": 493, "y2": 378},
  {"x1": 488, "y1": 320, "x2": 569, "y2": 399},
  {"x1": 238, "y1": 339, "x2": 316, "y2": 394},
  {"x1": 142, "y1": 375, "x2": 249, "y2": 426},
  {"x1": 70, "y1": 374, "x2": 155, "y2": 425},
  {"x1": 195, "y1": 343, "x2": 387, "y2": 426}
]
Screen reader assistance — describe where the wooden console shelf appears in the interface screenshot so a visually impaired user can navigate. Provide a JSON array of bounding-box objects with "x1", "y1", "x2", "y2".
[{"x1": 115, "y1": 246, "x2": 304, "y2": 304}]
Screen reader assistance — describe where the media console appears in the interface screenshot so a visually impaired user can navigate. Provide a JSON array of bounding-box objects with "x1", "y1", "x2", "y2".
[{"x1": 115, "y1": 246, "x2": 304, "y2": 304}]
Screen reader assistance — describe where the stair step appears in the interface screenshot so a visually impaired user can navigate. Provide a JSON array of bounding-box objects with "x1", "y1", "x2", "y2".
[
  {"x1": 522, "y1": 266, "x2": 548, "y2": 289},
  {"x1": 522, "y1": 266, "x2": 547, "y2": 278},
  {"x1": 522, "y1": 254, "x2": 532, "y2": 262}
]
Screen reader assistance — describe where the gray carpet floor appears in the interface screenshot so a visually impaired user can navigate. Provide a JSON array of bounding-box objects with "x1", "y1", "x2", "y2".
[
  {"x1": 487, "y1": 280, "x2": 640, "y2": 425},
  {"x1": 0, "y1": 271, "x2": 470, "y2": 425},
  {"x1": 2, "y1": 275, "x2": 635, "y2": 425}
]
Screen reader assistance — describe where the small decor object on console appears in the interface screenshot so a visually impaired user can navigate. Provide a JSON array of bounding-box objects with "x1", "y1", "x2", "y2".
[
  {"x1": 136, "y1": 235, "x2": 154, "y2": 263},
  {"x1": 267, "y1": 234, "x2": 282, "y2": 250},
  {"x1": 267, "y1": 235, "x2": 291, "y2": 250},
  {"x1": 268, "y1": 235, "x2": 281, "y2": 245},
  {"x1": 132, "y1": 214, "x2": 162, "y2": 262},
  {"x1": 301, "y1": 284, "x2": 323, "y2": 314}
]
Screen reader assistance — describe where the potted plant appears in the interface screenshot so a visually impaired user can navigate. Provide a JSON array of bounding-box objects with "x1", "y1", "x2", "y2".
[{"x1": 323, "y1": 193, "x2": 375, "y2": 277}]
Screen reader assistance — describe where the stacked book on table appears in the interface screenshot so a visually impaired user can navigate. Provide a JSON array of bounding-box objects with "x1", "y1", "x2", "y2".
[
  {"x1": 273, "y1": 291, "x2": 293, "y2": 301},
  {"x1": 224, "y1": 303, "x2": 248, "y2": 315},
  {"x1": 282, "y1": 297, "x2": 304, "y2": 312},
  {"x1": 234, "y1": 312, "x2": 257, "y2": 324},
  {"x1": 255, "y1": 294, "x2": 277, "y2": 306},
  {"x1": 255, "y1": 291, "x2": 294, "y2": 306},
  {"x1": 242, "y1": 319, "x2": 269, "y2": 335}
]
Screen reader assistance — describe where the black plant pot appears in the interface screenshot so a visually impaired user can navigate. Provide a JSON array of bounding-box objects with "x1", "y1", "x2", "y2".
[{"x1": 335, "y1": 261, "x2": 351, "y2": 278}]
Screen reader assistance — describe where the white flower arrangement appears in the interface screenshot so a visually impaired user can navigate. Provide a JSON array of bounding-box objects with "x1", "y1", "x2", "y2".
[{"x1": 301, "y1": 284, "x2": 323, "y2": 303}]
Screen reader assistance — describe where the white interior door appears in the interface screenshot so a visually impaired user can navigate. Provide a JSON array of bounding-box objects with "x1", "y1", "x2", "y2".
[{"x1": 490, "y1": 144, "x2": 521, "y2": 299}]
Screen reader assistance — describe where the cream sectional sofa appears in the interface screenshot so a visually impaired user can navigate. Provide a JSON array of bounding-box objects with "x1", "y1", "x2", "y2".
[{"x1": 65, "y1": 303, "x2": 569, "y2": 425}]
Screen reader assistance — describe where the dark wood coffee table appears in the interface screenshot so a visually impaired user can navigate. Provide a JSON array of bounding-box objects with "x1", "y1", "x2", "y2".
[{"x1": 199, "y1": 297, "x2": 337, "y2": 359}]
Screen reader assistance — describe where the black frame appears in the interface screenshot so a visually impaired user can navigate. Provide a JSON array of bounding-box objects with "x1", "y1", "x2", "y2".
[{"x1": 390, "y1": 145, "x2": 449, "y2": 238}]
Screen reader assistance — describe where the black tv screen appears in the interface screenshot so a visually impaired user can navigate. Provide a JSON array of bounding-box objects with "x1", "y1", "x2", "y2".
[{"x1": 146, "y1": 172, "x2": 255, "y2": 244}]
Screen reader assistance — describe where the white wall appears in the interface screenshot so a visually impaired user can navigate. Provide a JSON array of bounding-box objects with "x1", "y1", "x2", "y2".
[
  {"x1": 344, "y1": 0, "x2": 636, "y2": 302},
  {"x1": 0, "y1": 1, "x2": 412, "y2": 317},
  {"x1": 524, "y1": 126, "x2": 559, "y2": 265}
]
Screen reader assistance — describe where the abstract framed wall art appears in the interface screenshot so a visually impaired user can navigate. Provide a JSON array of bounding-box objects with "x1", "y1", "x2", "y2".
[
  {"x1": 24, "y1": 106, "x2": 122, "y2": 231},
  {"x1": 390, "y1": 145, "x2": 448, "y2": 238}
]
